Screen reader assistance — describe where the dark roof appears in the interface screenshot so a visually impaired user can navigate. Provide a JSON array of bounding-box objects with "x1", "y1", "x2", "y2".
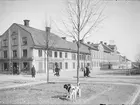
[
  {"x1": 82, "y1": 43, "x2": 98, "y2": 51},
  {"x1": 102, "y1": 43, "x2": 113, "y2": 53},
  {"x1": 91, "y1": 43, "x2": 99, "y2": 49},
  {"x1": 17, "y1": 24, "x2": 90, "y2": 54},
  {"x1": 108, "y1": 45, "x2": 116, "y2": 50}
]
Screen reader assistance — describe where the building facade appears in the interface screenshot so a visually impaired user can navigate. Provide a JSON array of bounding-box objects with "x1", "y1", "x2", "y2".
[{"x1": 0, "y1": 20, "x2": 129, "y2": 74}]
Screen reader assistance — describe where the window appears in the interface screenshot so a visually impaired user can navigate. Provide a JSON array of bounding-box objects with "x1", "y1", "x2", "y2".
[
  {"x1": 60, "y1": 62, "x2": 62, "y2": 69},
  {"x1": 72, "y1": 53, "x2": 76, "y2": 60},
  {"x1": 13, "y1": 50, "x2": 17, "y2": 58},
  {"x1": 48, "y1": 50, "x2": 52, "y2": 57},
  {"x1": 22, "y1": 37, "x2": 27, "y2": 45},
  {"x1": 59, "y1": 52, "x2": 62, "y2": 58},
  {"x1": 82, "y1": 54, "x2": 85, "y2": 60},
  {"x1": 54, "y1": 51, "x2": 57, "y2": 58},
  {"x1": 73, "y1": 62, "x2": 75, "y2": 69},
  {"x1": 23, "y1": 62, "x2": 29, "y2": 71},
  {"x1": 87, "y1": 55, "x2": 90, "y2": 60},
  {"x1": 12, "y1": 37, "x2": 17, "y2": 46},
  {"x1": 65, "y1": 62, "x2": 68, "y2": 69},
  {"x1": 4, "y1": 63, "x2": 8, "y2": 71},
  {"x1": 65, "y1": 52, "x2": 67, "y2": 58},
  {"x1": 4, "y1": 50, "x2": 7, "y2": 58},
  {"x1": 3, "y1": 39, "x2": 7, "y2": 47},
  {"x1": 38, "y1": 50, "x2": 42, "y2": 57},
  {"x1": 23, "y1": 49, "x2": 27, "y2": 57}
]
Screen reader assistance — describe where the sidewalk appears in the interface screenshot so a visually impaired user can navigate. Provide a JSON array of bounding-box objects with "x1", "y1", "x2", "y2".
[{"x1": 1, "y1": 70, "x2": 140, "y2": 90}]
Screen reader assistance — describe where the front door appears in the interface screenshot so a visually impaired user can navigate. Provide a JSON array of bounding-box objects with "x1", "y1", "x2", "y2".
[{"x1": 13, "y1": 62, "x2": 19, "y2": 74}]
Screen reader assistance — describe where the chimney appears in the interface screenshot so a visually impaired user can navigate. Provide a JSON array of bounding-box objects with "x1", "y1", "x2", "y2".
[
  {"x1": 24, "y1": 20, "x2": 30, "y2": 27},
  {"x1": 87, "y1": 42, "x2": 90, "y2": 44},
  {"x1": 104, "y1": 42, "x2": 107, "y2": 45},
  {"x1": 62, "y1": 37, "x2": 66, "y2": 40},
  {"x1": 100, "y1": 41, "x2": 103, "y2": 44}
]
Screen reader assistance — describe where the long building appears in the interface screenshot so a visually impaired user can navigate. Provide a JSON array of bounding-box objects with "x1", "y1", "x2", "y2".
[{"x1": 0, "y1": 20, "x2": 127, "y2": 74}]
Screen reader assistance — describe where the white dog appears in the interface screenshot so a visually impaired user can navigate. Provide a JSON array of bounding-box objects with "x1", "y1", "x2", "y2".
[{"x1": 64, "y1": 83, "x2": 81, "y2": 101}]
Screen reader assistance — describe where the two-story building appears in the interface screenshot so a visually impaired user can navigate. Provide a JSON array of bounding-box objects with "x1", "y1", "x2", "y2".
[{"x1": 0, "y1": 20, "x2": 91, "y2": 74}]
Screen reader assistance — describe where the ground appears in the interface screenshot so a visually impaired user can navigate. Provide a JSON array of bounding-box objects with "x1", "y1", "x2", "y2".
[
  {"x1": 0, "y1": 82, "x2": 111, "y2": 104},
  {"x1": 0, "y1": 69, "x2": 140, "y2": 104}
]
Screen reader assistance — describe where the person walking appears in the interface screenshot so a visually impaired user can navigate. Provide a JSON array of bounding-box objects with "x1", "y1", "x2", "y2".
[
  {"x1": 31, "y1": 65, "x2": 36, "y2": 78},
  {"x1": 54, "y1": 63, "x2": 60, "y2": 76},
  {"x1": 85, "y1": 65, "x2": 90, "y2": 77}
]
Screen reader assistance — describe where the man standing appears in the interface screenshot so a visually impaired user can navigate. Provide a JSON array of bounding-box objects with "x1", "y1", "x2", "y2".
[{"x1": 31, "y1": 65, "x2": 36, "y2": 78}]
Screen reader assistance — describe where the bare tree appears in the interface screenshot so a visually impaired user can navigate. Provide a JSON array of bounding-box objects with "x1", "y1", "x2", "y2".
[{"x1": 56, "y1": 0, "x2": 106, "y2": 86}]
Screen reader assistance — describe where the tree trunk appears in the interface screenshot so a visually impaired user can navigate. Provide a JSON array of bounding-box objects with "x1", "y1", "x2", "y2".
[{"x1": 77, "y1": 41, "x2": 80, "y2": 86}]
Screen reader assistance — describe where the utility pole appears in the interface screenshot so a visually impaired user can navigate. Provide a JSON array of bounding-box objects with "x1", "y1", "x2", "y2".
[{"x1": 46, "y1": 27, "x2": 50, "y2": 83}]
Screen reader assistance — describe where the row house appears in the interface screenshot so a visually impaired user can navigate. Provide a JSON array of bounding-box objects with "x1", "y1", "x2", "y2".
[{"x1": 87, "y1": 41, "x2": 120, "y2": 70}]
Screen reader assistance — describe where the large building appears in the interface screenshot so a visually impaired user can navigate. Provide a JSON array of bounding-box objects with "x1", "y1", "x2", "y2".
[{"x1": 0, "y1": 20, "x2": 128, "y2": 74}]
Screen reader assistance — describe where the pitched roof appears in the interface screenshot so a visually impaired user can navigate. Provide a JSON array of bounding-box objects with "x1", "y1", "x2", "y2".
[
  {"x1": 17, "y1": 24, "x2": 90, "y2": 54},
  {"x1": 90, "y1": 43, "x2": 113, "y2": 53}
]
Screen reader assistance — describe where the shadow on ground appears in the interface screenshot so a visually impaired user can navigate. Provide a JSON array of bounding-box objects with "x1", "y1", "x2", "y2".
[
  {"x1": 73, "y1": 76, "x2": 94, "y2": 78},
  {"x1": 52, "y1": 94, "x2": 69, "y2": 101}
]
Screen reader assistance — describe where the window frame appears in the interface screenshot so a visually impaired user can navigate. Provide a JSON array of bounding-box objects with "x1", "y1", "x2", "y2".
[
  {"x1": 65, "y1": 62, "x2": 68, "y2": 69},
  {"x1": 22, "y1": 37, "x2": 27, "y2": 45},
  {"x1": 59, "y1": 52, "x2": 62, "y2": 58},
  {"x1": 13, "y1": 50, "x2": 17, "y2": 58},
  {"x1": 65, "y1": 52, "x2": 67, "y2": 58},
  {"x1": 54, "y1": 51, "x2": 57, "y2": 58},
  {"x1": 4, "y1": 50, "x2": 7, "y2": 58},
  {"x1": 23, "y1": 49, "x2": 27, "y2": 57}
]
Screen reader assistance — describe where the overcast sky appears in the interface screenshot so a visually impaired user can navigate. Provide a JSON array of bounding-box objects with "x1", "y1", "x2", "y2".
[{"x1": 0, "y1": 0, "x2": 140, "y2": 61}]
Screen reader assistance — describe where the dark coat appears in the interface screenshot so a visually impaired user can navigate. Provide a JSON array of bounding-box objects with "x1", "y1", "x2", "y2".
[
  {"x1": 31, "y1": 66, "x2": 36, "y2": 77},
  {"x1": 85, "y1": 66, "x2": 90, "y2": 76}
]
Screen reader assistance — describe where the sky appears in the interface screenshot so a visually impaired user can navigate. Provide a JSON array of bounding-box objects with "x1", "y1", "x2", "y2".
[{"x1": 0, "y1": 0, "x2": 140, "y2": 61}]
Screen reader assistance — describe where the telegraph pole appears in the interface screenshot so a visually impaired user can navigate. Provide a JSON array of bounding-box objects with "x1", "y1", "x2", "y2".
[{"x1": 46, "y1": 27, "x2": 50, "y2": 83}]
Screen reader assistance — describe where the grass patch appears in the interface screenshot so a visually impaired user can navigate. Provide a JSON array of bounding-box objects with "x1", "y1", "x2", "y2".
[{"x1": 0, "y1": 82, "x2": 111, "y2": 104}]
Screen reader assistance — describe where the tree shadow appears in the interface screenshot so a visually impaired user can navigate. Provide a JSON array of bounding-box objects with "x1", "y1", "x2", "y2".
[
  {"x1": 51, "y1": 94, "x2": 69, "y2": 101},
  {"x1": 73, "y1": 76, "x2": 93, "y2": 78}
]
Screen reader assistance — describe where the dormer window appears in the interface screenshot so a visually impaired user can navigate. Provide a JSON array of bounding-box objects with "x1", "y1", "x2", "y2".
[{"x1": 22, "y1": 37, "x2": 27, "y2": 45}]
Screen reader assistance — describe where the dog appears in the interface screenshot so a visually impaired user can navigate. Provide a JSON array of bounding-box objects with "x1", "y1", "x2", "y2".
[{"x1": 64, "y1": 83, "x2": 81, "y2": 101}]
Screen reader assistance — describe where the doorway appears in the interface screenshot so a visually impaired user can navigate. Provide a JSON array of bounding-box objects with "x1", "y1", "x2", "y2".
[{"x1": 13, "y1": 62, "x2": 19, "y2": 74}]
